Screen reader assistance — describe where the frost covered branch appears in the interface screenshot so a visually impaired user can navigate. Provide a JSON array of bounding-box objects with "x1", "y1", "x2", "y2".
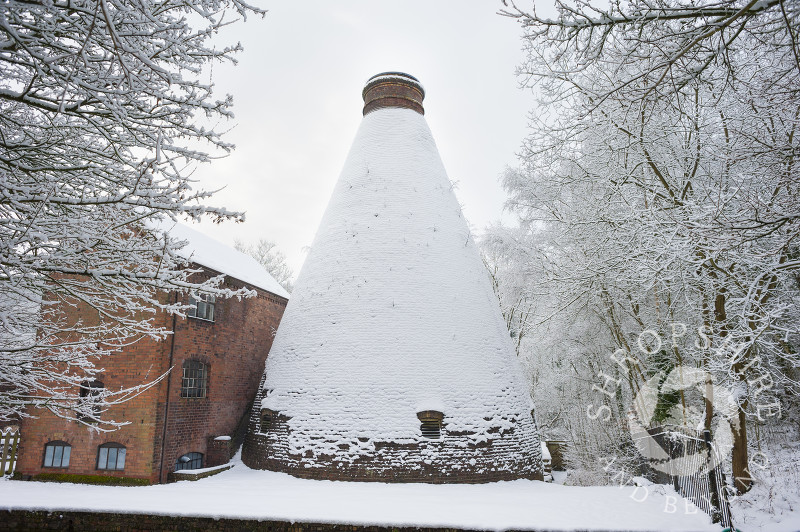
[
  {"x1": 0, "y1": 0, "x2": 264, "y2": 427},
  {"x1": 496, "y1": 0, "x2": 800, "y2": 493}
]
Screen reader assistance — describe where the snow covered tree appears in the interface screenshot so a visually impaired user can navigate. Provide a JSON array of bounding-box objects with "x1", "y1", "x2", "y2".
[
  {"x1": 0, "y1": 0, "x2": 263, "y2": 428},
  {"x1": 500, "y1": 0, "x2": 800, "y2": 493},
  {"x1": 234, "y1": 238, "x2": 294, "y2": 293},
  {"x1": 482, "y1": 228, "x2": 537, "y2": 357},
  {"x1": 500, "y1": 0, "x2": 798, "y2": 105}
]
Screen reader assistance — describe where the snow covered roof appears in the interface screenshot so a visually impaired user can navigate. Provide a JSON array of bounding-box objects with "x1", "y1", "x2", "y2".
[
  {"x1": 165, "y1": 222, "x2": 289, "y2": 299},
  {"x1": 252, "y1": 103, "x2": 540, "y2": 476}
]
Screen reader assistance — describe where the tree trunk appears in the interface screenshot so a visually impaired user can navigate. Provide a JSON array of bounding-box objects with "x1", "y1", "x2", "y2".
[
  {"x1": 731, "y1": 397, "x2": 752, "y2": 494},
  {"x1": 715, "y1": 290, "x2": 752, "y2": 494}
]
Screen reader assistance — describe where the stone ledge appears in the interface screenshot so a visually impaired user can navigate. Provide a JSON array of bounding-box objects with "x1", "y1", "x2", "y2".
[
  {"x1": 167, "y1": 463, "x2": 233, "y2": 483},
  {"x1": 0, "y1": 510, "x2": 522, "y2": 532},
  {"x1": 0, "y1": 509, "x2": 614, "y2": 531}
]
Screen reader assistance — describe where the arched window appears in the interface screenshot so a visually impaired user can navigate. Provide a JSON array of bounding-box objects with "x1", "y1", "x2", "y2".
[
  {"x1": 78, "y1": 380, "x2": 104, "y2": 421},
  {"x1": 97, "y1": 442, "x2": 126, "y2": 471},
  {"x1": 43, "y1": 441, "x2": 71, "y2": 468},
  {"x1": 180, "y1": 360, "x2": 208, "y2": 398},
  {"x1": 417, "y1": 410, "x2": 444, "y2": 439},
  {"x1": 175, "y1": 452, "x2": 203, "y2": 471}
]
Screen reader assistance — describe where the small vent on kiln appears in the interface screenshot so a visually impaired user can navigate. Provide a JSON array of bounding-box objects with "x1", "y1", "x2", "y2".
[{"x1": 417, "y1": 410, "x2": 444, "y2": 439}]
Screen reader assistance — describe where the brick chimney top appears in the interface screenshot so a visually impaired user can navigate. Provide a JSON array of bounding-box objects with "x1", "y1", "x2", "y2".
[{"x1": 362, "y1": 72, "x2": 425, "y2": 116}]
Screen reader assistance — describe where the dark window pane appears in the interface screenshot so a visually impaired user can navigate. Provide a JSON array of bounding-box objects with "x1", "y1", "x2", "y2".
[
  {"x1": 78, "y1": 380, "x2": 104, "y2": 421},
  {"x1": 175, "y1": 452, "x2": 203, "y2": 471},
  {"x1": 181, "y1": 360, "x2": 208, "y2": 398},
  {"x1": 188, "y1": 294, "x2": 215, "y2": 321}
]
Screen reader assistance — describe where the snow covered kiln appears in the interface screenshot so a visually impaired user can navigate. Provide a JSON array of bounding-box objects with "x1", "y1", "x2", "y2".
[{"x1": 241, "y1": 73, "x2": 543, "y2": 482}]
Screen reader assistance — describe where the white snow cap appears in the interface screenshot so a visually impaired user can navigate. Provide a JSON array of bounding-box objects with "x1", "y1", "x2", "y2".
[
  {"x1": 541, "y1": 441, "x2": 552, "y2": 461},
  {"x1": 165, "y1": 222, "x2": 289, "y2": 299},
  {"x1": 363, "y1": 71, "x2": 425, "y2": 96},
  {"x1": 259, "y1": 106, "x2": 538, "y2": 462}
]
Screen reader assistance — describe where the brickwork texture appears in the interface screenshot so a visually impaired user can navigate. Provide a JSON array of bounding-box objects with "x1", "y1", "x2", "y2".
[{"x1": 16, "y1": 266, "x2": 287, "y2": 484}]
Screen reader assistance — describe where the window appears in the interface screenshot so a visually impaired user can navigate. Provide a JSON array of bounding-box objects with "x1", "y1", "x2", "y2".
[
  {"x1": 188, "y1": 293, "x2": 215, "y2": 321},
  {"x1": 181, "y1": 360, "x2": 208, "y2": 398},
  {"x1": 417, "y1": 410, "x2": 444, "y2": 439},
  {"x1": 97, "y1": 443, "x2": 126, "y2": 470},
  {"x1": 78, "y1": 380, "x2": 104, "y2": 421},
  {"x1": 43, "y1": 441, "x2": 71, "y2": 468},
  {"x1": 175, "y1": 452, "x2": 203, "y2": 471}
]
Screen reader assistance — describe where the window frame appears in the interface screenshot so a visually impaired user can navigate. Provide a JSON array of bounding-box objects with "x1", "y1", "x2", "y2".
[
  {"x1": 187, "y1": 293, "x2": 216, "y2": 322},
  {"x1": 96, "y1": 442, "x2": 126, "y2": 471},
  {"x1": 180, "y1": 359, "x2": 208, "y2": 399},
  {"x1": 78, "y1": 379, "x2": 104, "y2": 422},
  {"x1": 43, "y1": 441, "x2": 71, "y2": 468},
  {"x1": 175, "y1": 452, "x2": 204, "y2": 471}
]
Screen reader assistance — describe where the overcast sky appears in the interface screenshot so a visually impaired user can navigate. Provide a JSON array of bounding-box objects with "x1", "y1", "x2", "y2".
[{"x1": 190, "y1": 1, "x2": 545, "y2": 276}]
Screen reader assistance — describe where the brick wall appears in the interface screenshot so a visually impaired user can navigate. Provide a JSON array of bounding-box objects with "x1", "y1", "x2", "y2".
[
  {"x1": 362, "y1": 75, "x2": 425, "y2": 116},
  {"x1": 242, "y1": 386, "x2": 543, "y2": 483},
  {"x1": 545, "y1": 440, "x2": 568, "y2": 471},
  {"x1": 152, "y1": 269, "x2": 286, "y2": 483},
  {"x1": 0, "y1": 510, "x2": 481, "y2": 531},
  {"x1": 17, "y1": 266, "x2": 287, "y2": 484},
  {"x1": 15, "y1": 324, "x2": 171, "y2": 483}
]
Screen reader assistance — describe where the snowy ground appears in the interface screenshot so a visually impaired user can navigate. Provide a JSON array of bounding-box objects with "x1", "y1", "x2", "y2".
[
  {"x1": 0, "y1": 460, "x2": 720, "y2": 532},
  {"x1": 727, "y1": 431, "x2": 800, "y2": 532}
]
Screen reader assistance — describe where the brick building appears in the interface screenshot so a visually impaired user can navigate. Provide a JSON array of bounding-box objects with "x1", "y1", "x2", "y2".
[
  {"x1": 16, "y1": 224, "x2": 289, "y2": 484},
  {"x1": 242, "y1": 73, "x2": 543, "y2": 482}
]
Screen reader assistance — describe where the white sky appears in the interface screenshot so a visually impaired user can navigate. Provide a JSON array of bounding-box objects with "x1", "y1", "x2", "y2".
[{"x1": 190, "y1": 1, "x2": 543, "y2": 276}]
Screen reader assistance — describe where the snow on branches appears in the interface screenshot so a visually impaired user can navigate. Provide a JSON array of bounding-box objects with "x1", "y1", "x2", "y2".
[
  {"x1": 0, "y1": 0, "x2": 263, "y2": 427},
  {"x1": 234, "y1": 238, "x2": 294, "y2": 293},
  {"x1": 497, "y1": 0, "x2": 799, "y2": 492},
  {"x1": 500, "y1": 0, "x2": 798, "y2": 105}
]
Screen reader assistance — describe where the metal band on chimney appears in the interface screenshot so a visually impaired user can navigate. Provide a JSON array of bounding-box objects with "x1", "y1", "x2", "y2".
[{"x1": 362, "y1": 72, "x2": 425, "y2": 116}]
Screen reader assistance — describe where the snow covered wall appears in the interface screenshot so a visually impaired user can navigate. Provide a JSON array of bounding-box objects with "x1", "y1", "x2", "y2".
[{"x1": 242, "y1": 73, "x2": 542, "y2": 482}]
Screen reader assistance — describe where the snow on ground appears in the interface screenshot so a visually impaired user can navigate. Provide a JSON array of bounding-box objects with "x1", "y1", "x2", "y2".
[
  {"x1": 728, "y1": 429, "x2": 800, "y2": 532},
  {"x1": 0, "y1": 460, "x2": 717, "y2": 531}
]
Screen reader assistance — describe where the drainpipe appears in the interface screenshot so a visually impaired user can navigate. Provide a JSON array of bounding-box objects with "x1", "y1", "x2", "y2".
[{"x1": 158, "y1": 292, "x2": 178, "y2": 483}]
